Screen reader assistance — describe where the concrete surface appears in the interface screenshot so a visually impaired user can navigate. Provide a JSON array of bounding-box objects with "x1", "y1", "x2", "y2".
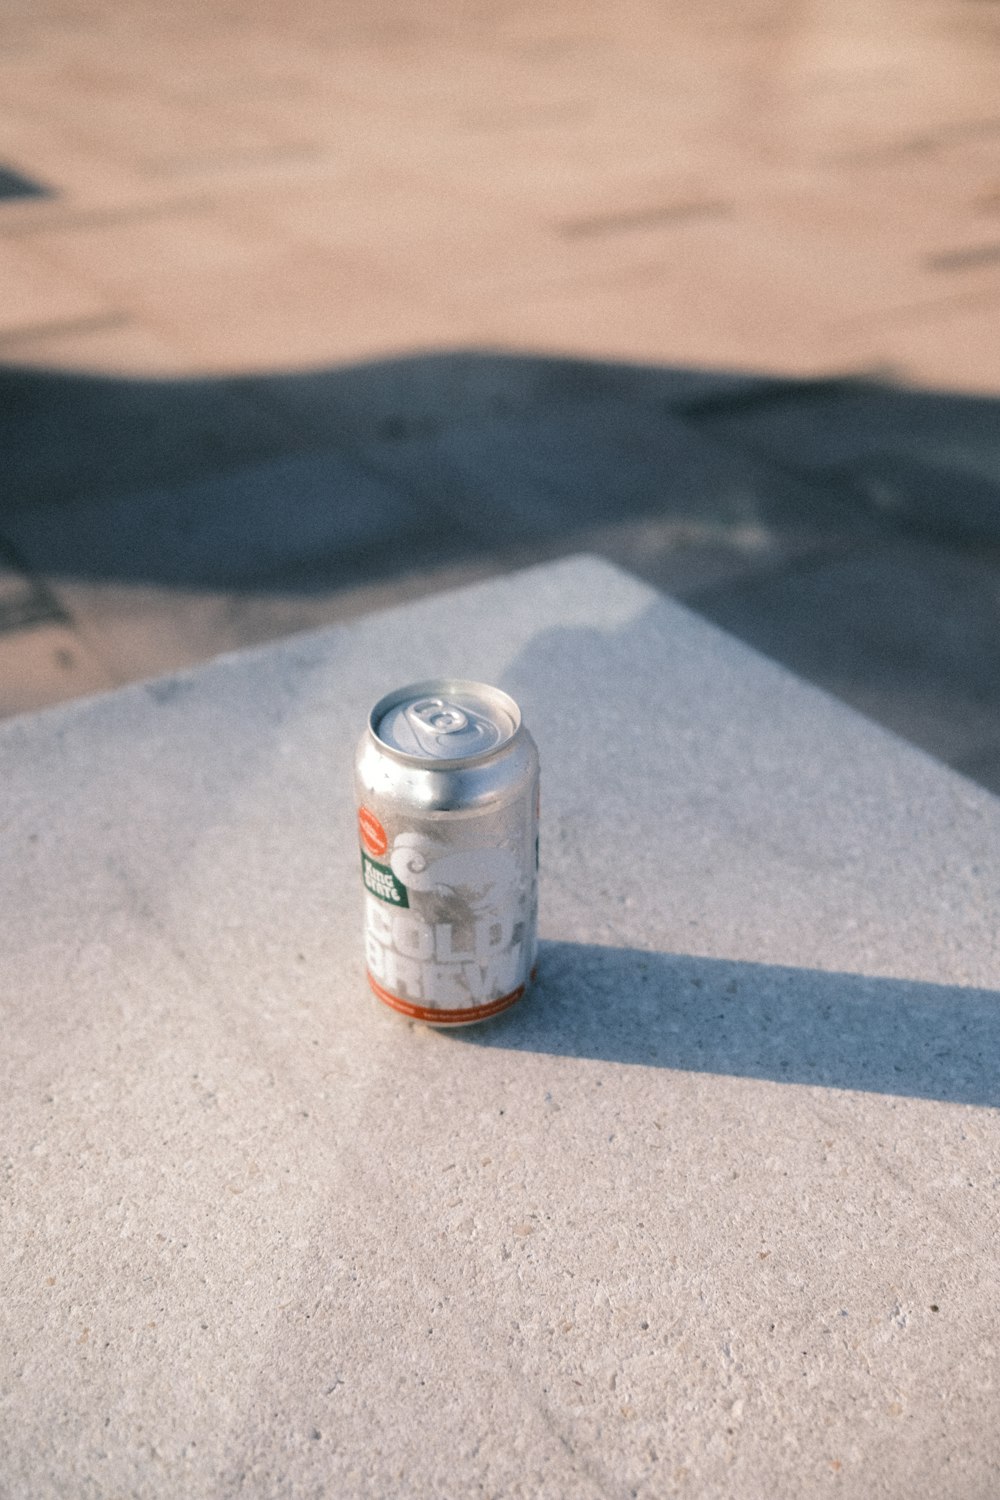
[
  {"x1": 1, "y1": 0, "x2": 999, "y2": 796},
  {"x1": 2, "y1": 557, "x2": 999, "y2": 1499}
]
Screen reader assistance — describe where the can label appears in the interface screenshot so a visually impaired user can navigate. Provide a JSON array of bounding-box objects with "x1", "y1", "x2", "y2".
[
  {"x1": 361, "y1": 852, "x2": 409, "y2": 907},
  {"x1": 359, "y1": 808, "x2": 536, "y2": 1024}
]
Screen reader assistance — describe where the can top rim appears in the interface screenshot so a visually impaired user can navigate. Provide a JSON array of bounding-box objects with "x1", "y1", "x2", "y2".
[{"x1": 368, "y1": 679, "x2": 522, "y2": 766}]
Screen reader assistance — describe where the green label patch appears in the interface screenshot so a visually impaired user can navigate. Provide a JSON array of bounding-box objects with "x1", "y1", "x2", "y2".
[{"x1": 361, "y1": 852, "x2": 409, "y2": 907}]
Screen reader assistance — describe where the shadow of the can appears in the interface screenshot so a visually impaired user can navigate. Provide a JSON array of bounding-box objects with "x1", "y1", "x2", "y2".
[{"x1": 452, "y1": 939, "x2": 1000, "y2": 1108}]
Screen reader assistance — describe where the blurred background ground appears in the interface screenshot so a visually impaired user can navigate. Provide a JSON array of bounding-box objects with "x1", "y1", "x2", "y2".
[{"x1": 1, "y1": 0, "x2": 998, "y2": 789}]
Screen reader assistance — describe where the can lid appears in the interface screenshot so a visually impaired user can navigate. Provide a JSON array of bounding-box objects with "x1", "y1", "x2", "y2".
[{"x1": 370, "y1": 680, "x2": 520, "y2": 762}]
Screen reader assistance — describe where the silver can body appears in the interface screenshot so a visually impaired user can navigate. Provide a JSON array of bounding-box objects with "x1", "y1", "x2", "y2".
[{"x1": 355, "y1": 680, "x2": 539, "y2": 1026}]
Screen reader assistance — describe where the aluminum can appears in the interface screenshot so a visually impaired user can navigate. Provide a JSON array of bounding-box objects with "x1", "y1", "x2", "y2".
[{"x1": 355, "y1": 679, "x2": 539, "y2": 1026}]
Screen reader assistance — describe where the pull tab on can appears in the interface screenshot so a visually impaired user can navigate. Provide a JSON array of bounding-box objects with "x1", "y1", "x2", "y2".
[
  {"x1": 408, "y1": 698, "x2": 468, "y2": 735},
  {"x1": 403, "y1": 697, "x2": 497, "y2": 758},
  {"x1": 376, "y1": 686, "x2": 515, "y2": 760}
]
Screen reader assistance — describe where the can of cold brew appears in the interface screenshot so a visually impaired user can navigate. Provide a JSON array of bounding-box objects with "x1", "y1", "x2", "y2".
[{"x1": 355, "y1": 680, "x2": 539, "y2": 1025}]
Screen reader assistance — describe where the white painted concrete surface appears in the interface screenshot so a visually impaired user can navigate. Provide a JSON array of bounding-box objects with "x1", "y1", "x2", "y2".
[{"x1": 2, "y1": 558, "x2": 998, "y2": 1498}]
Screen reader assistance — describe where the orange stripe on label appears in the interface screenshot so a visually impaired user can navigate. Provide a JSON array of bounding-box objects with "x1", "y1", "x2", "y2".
[{"x1": 367, "y1": 971, "x2": 525, "y2": 1025}]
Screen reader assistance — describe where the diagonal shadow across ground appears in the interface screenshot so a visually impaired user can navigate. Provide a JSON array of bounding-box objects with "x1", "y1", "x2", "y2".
[
  {"x1": 1, "y1": 351, "x2": 999, "y2": 789},
  {"x1": 458, "y1": 940, "x2": 1000, "y2": 1109}
]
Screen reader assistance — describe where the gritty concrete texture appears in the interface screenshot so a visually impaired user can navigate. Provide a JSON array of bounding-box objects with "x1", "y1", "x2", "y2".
[{"x1": 2, "y1": 557, "x2": 999, "y2": 1500}]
